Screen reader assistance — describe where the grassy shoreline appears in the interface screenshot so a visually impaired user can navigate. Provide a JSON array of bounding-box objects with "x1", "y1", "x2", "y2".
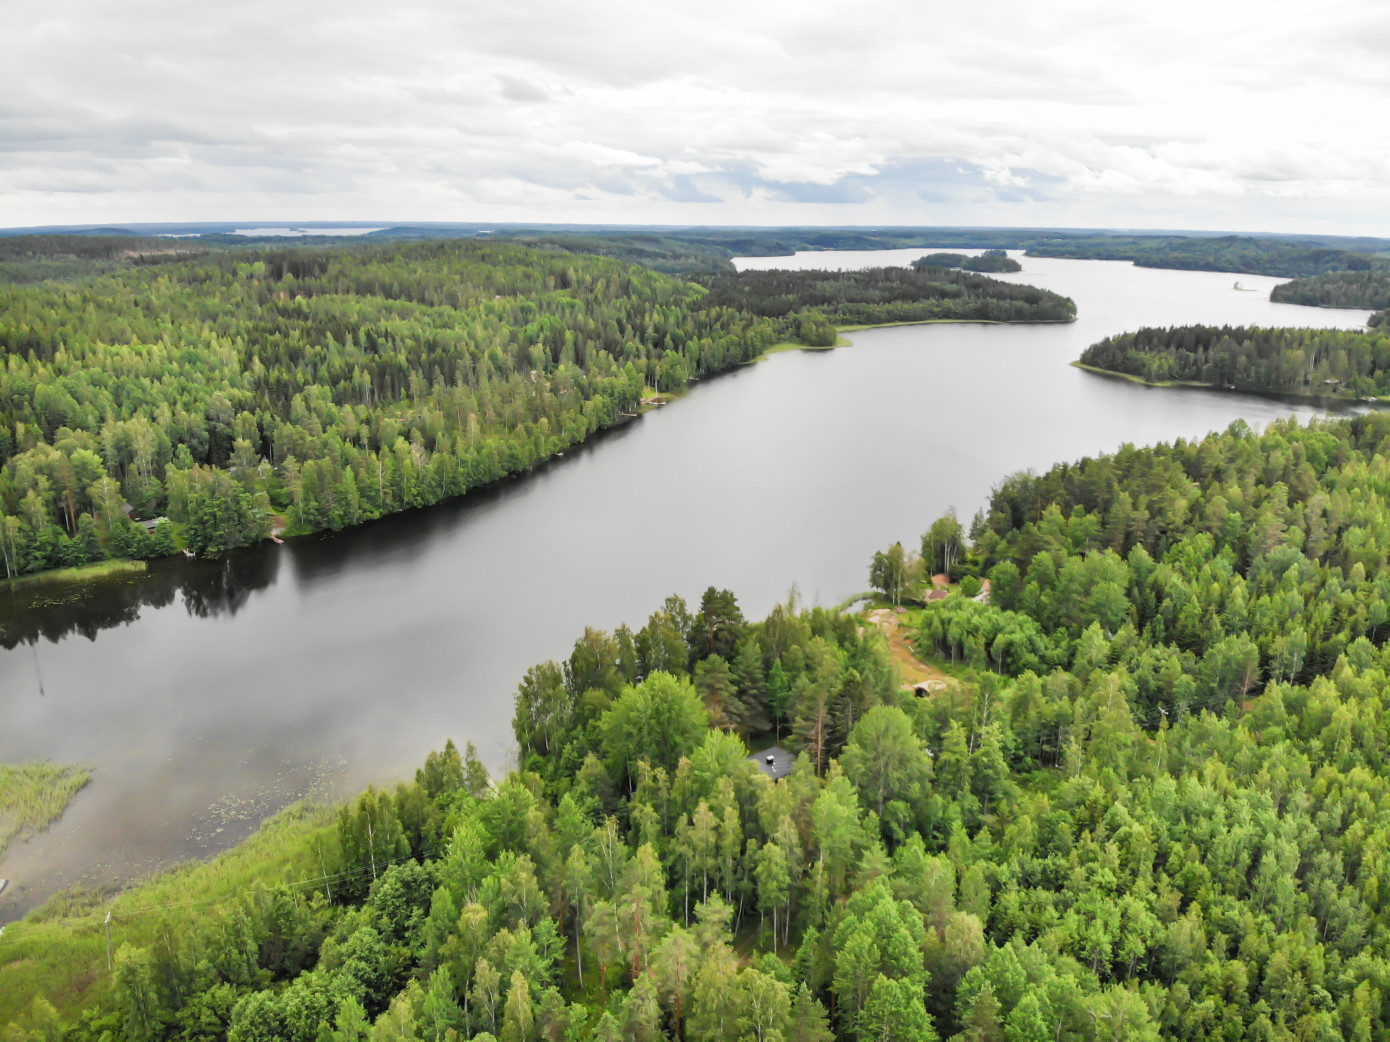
[
  {"x1": 0, "y1": 801, "x2": 336, "y2": 1023},
  {"x1": 0, "y1": 762, "x2": 92, "y2": 863},
  {"x1": 0, "y1": 559, "x2": 146, "y2": 593}
]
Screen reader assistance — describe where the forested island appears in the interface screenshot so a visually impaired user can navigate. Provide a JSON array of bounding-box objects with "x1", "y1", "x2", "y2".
[
  {"x1": 0, "y1": 242, "x2": 1072, "y2": 583},
  {"x1": 1075, "y1": 324, "x2": 1390, "y2": 398},
  {"x1": 912, "y1": 251, "x2": 1022, "y2": 275},
  {"x1": 10, "y1": 414, "x2": 1390, "y2": 1040},
  {"x1": 692, "y1": 266, "x2": 1072, "y2": 345},
  {"x1": 1270, "y1": 270, "x2": 1390, "y2": 312}
]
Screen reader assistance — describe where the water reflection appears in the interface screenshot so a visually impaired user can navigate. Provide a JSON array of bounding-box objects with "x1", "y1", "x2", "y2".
[
  {"x1": 0, "y1": 547, "x2": 281, "y2": 650},
  {"x1": 282, "y1": 416, "x2": 645, "y2": 591}
]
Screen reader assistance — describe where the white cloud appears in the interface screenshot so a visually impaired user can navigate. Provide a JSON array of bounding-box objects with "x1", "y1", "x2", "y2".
[{"x1": 0, "y1": 0, "x2": 1386, "y2": 232}]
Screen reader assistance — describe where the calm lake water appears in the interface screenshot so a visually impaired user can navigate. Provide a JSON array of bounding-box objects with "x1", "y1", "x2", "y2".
[{"x1": 0, "y1": 250, "x2": 1372, "y2": 920}]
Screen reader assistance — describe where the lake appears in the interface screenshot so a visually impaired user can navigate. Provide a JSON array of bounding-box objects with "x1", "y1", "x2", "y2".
[{"x1": 0, "y1": 250, "x2": 1372, "y2": 920}]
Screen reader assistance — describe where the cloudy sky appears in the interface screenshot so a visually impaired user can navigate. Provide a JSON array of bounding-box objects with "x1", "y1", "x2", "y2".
[{"x1": 4, "y1": 0, "x2": 1387, "y2": 233}]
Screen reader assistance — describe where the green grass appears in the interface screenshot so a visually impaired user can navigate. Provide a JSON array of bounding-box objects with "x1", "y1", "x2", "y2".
[
  {"x1": 751, "y1": 336, "x2": 852, "y2": 362},
  {"x1": 0, "y1": 559, "x2": 146, "y2": 592},
  {"x1": 1069, "y1": 359, "x2": 1212, "y2": 388},
  {"x1": 0, "y1": 801, "x2": 337, "y2": 1023},
  {"x1": 0, "y1": 762, "x2": 91, "y2": 862}
]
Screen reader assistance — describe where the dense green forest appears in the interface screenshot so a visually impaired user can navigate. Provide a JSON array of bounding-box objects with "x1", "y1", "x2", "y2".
[
  {"x1": 692, "y1": 267, "x2": 1073, "y2": 345},
  {"x1": 1075, "y1": 324, "x2": 1390, "y2": 398},
  {"x1": 1270, "y1": 270, "x2": 1390, "y2": 312},
  {"x1": 5, "y1": 227, "x2": 1385, "y2": 283},
  {"x1": 394, "y1": 230, "x2": 1390, "y2": 281},
  {"x1": 0, "y1": 235, "x2": 204, "y2": 285},
  {"x1": 16, "y1": 414, "x2": 1390, "y2": 1039},
  {"x1": 1025, "y1": 235, "x2": 1389, "y2": 279},
  {"x1": 0, "y1": 241, "x2": 1070, "y2": 582},
  {"x1": 913, "y1": 252, "x2": 1023, "y2": 275}
]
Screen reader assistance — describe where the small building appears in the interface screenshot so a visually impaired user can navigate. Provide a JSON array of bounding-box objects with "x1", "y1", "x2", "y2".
[
  {"x1": 931, "y1": 573, "x2": 949, "y2": 588},
  {"x1": 925, "y1": 589, "x2": 949, "y2": 602},
  {"x1": 749, "y1": 745, "x2": 792, "y2": 781},
  {"x1": 138, "y1": 516, "x2": 168, "y2": 533}
]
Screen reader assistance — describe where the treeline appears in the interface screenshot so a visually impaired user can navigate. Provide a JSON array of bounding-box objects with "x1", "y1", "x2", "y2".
[
  {"x1": 913, "y1": 251, "x2": 1022, "y2": 274},
  {"x1": 21, "y1": 416, "x2": 1390, "y2": 1038},
  {"x1": 410, "y1": 229, "x2": 1390, "y2": 281},
  {"x1": 1271, "y1": 269, "x2": 1390, "y2": 311},
  {"x1": 0, "y1": 242, "x2": 789, "y2": 579},
  {"x1": 0, "y1": 235, "x2": 204, "y2": 286},
  {"x1": 1026, "y1": 234, "x2": 1387, "y2": 278},
  {"x1": 692, "y1": 266, "x2": 1075, "y2": 342},
  {"x1": 402, "y1": 228, "x2": 1047, "y2": 274},
  {"x1": 1076, "y1": 323, "x2": 1390, "y2": 397}
]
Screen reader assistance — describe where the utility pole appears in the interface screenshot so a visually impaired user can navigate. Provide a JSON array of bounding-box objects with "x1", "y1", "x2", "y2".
[
  {"x1": 318, "y1": 841, "x2": 332, "y2": 901},
  {"x1": 105, "y1": 911, "x2": 113, "y2": 973}
]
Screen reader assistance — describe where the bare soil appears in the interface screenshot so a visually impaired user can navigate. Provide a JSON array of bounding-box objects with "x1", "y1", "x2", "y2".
[{"x1": 865, "y1": 608, "x2": 957, "y2": 693}]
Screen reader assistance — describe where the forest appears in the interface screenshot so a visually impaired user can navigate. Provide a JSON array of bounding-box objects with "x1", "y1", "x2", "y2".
[
  {"x1": 1075, "y1": 324, "x2": 1390, "y2": 398},
  {"x1": 912, "y1": 252, "x2": 1023, "y2": 275},
  {"x1": 1023, "y1": 235, "x2": 1389, "y2": 279},
  {"x1": 1270, "y1": 270, "x2": 1390, "y2": 312},
  {"x1": 13, "y1": 414, "x2": 1390, "y2": 1040},
  {"x1": 0, "y1": 241, "x2": 1071, "y2": 582},
  {"x1": 691, "y1": 266, "x2": 1073, "y2": 345},
  {"x1": 377, "y1": 230, "x2": 1390, "y2": 281},
  {"x1": 5, "y1": 228, "x2": 1386, "y2": 284},
  {"x1": 0, "y1": 235, "x2": 204, "y2": 286}
]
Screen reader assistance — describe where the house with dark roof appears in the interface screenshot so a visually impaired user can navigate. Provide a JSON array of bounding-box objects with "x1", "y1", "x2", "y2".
[{"x1": 749, "y1": 745, "x2": 792, "y2": 781}]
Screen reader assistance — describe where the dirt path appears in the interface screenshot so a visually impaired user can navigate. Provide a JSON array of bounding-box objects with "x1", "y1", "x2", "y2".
[{"x1": 865, "y1": 608, "x2": 957, "y2": 693}]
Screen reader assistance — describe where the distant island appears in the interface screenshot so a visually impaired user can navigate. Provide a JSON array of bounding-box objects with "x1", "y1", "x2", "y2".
[{"x1": 913, "y1": 249, "x2": 1022, "y2": 274}]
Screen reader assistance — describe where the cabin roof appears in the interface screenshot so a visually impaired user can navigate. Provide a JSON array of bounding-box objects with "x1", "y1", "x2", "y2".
[{"x1": 749, "y1": 745, "x2": 793, "y2": 781}]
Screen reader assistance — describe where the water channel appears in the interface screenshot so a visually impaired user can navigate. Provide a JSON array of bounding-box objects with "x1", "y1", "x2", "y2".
[{"x1": 0, "y1": 249, "x2": 1373, "y2": 920}]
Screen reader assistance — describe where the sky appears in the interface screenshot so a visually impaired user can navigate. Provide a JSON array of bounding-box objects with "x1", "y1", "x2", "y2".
[{"x1": 3, "y1": 0, "x2": 1388, "y2": 234}]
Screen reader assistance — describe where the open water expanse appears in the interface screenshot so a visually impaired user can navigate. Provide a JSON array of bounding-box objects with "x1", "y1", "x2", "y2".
[{"x1": 0, "y1": 249, "x2": 1374, "y2": 920}]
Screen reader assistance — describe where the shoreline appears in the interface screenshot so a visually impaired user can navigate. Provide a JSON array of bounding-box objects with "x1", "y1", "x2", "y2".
[
  {"x1": 752, "y1": 315, "x2": 1076, "y2": 363},
  {"x1": 0, "y1": 558, "x2": 147, "y2": 593},
  {"x1": 1071, "y1": 360, "x2": 1385, "y2": 407},
  {"x1": 0, "y1": 801, "x2": 336, "y2": 1022},
  {"x1": 5, "y1": 313, "x2": 1073, "y2": 591}
]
